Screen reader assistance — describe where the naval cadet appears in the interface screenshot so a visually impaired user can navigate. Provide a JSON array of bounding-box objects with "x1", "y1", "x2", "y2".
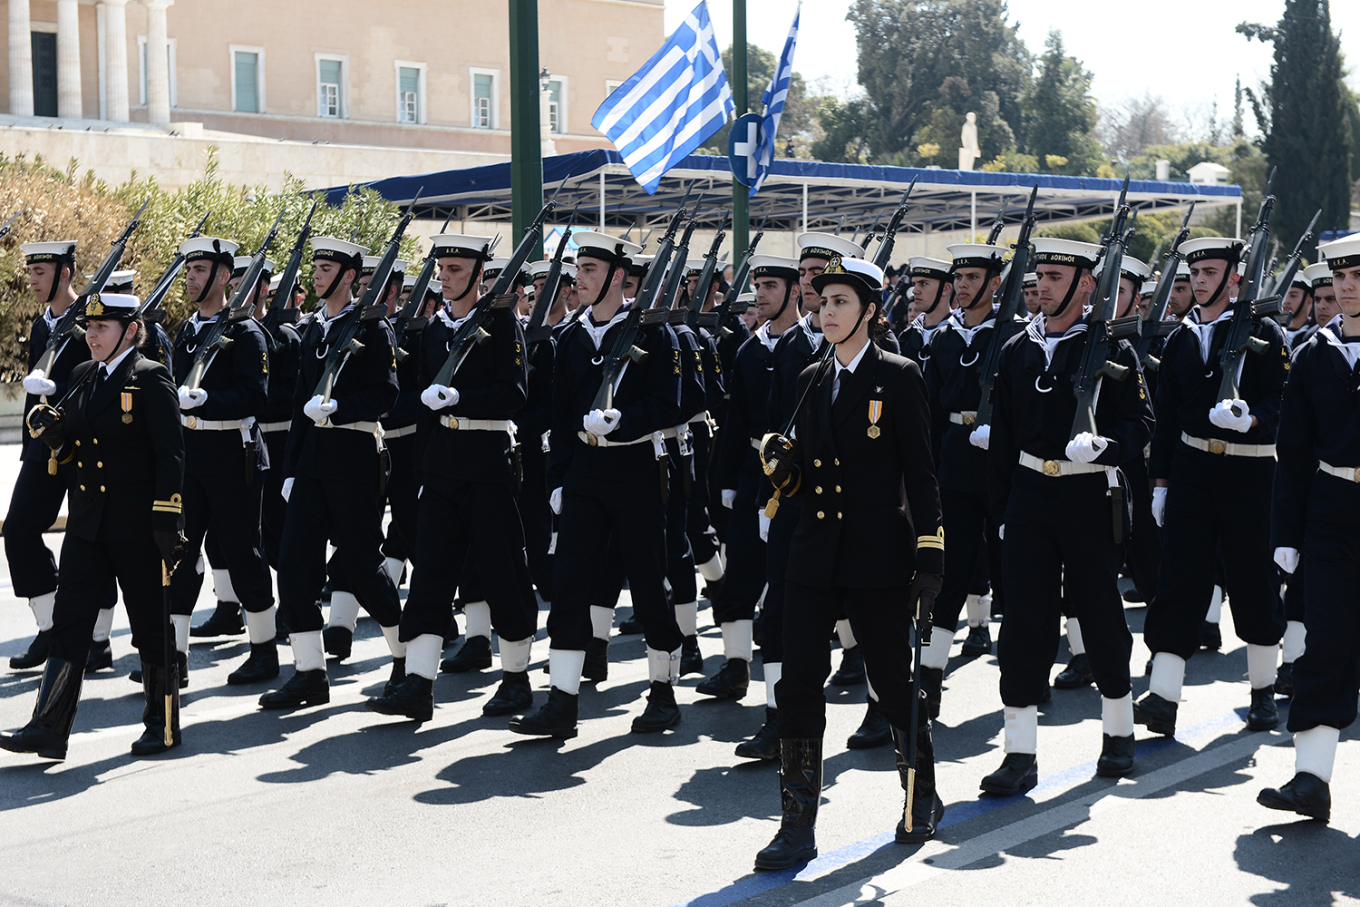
[
  {"x1": 1282, "y1": 267, "x2": 1319, "y2": 351},
  {"x1": 896, "y1": 256, "x2": 954, "y2": 367}
]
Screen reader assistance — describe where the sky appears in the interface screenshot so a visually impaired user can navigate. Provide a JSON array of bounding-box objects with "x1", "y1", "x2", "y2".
[{"x1": 663, "y1": 0, "x2": 1360, "y2": 138}]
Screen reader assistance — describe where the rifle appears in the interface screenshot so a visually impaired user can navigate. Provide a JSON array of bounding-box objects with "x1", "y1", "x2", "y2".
[
  {"x1": 681, "y1": 212, "x2": 729, "y2": 326},
  {"x1": 262, "y1": 197, "x2": 321, "y2": 343},
  {"x1": 0, "y1": 209, "x2": 20, "y2": 242},
  {"x1": 872, "y1": 176, "x2": 920, "y2": 271},
  {"x1": 388, "y1": 205, "x2": 456, "y2": 353},
  {"x1": 659, "y1": 209, "x2": 703, "y2": 320},
  {"x1": 860, "y1": 213, "x2": 883, "y2": 257},
  {"x1": 696, "y1": 214, "x2": 764, "y2": 332},
  {"x1": 182, "y1": 205, "x2": 286, "y2": 391},
  {"x1": 1217, "y1": 167, "x2": 1283, "y2": 410},
  {"x1": 1133, "y1": 202, "x2": 1195, "y2": 371},
  {"x1": 1267, "y1": 208, "x2": 1321, "y2": 302},
  {"x1": 314, "y1": 191, "x2": 422, "y2": 408},
  {"x1": 974, "y1": 185, "x2": 1039, "y2": 428},
  {"x1": 140, "y1": 212, "x2": 212, "y2": 326},
  {"x1": 525, "y1": 200, "x2": 582, "y2": 347},
  {"x1": 33, "y1": 199, "x2": 149, "y2": 378},
  {"x1": 986, "y1": 203, "x2": 1007, "y2": 245}
]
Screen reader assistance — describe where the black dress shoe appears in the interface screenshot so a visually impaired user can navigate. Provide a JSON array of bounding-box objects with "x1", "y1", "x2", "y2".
[
  {"x1": 441, "y1": 635, "x2": 493, "y2": 673},
  {"x1": 680, "y1": 636, "x2": 704, "y2": 676},
  {"x1": 1274, "y1": 662, "x2": 1295, "y2": 698},
  {"x1": 961, "y1": 624, "x2": 992, "y2": 657},
  {"x1": 618, "y1": 615, "x2": 643, "y2": 634},
  {"x1": 846, "y1": 699, "x2": 892, "y2": 749},
  {"x1": 734, "y1": 707, "x2": 780, "y2": 760},
  {"x1": 227, "y1": 642, "x2": 280, "y2": 685},
  {"x1": 582, "y1": 637, "x2": 609, "y2": 682},
  {"x1": 1246, "y1": 685, "x2": 1280, "y2": 731},
  {"x1": 754, "y1": 825, "x2": 817, "y2": 871},
  {"x1": 1133, "y1": 691, "x2": 1178, "y2": 736},
  {"x1": 701, "y1": 579, "x2": 723, "y2": 601},
  {"x1": 830, "y1": 645, "x2": 865, "y2": 685},
  {"x1": 1054, "y1": 652, "x2": 1094, "y2": 689},
  {"x1": 10, "y1": 630, "x2": 51, "y2": 670},
  {"x1": 259, "y1": 669, "x2": 330, "y2": 710},
  {"x1": 1122, "y1": 587, "x2": 1145, "y2": 604},
  {"x1": 980, "y1": 752, "x2": 1038, "y2": 795},
  {"x1": 1257, "y1": 772, "x2": 1331, "y2": 822},
  {"x1": 483, "y1": 671, "x2": 533, "y2": 716},
  {"x1": 1200, "y1": 621, "x2": 1222, "y2": 650},
  {"x1": 129, "y1": 667, "x2": 142, "y2": 684},
  {"x1": 85, "y1": 639, "x2": 113, "y2": 673},
  {"x1": 632, "y1": 681, "x2": 682, "y2": 733},
  {"x1": 508, "y1": 687, "x2": 579, "y2": 738},
  {"x1": 365, "y1": 674, "x2": 433, "y2": 722},
  {"x1": 1096, "y1": 734, "x2": 1135, "y2": 777},
  {"x1": 920, "y1": 666, "x2": 943, "y2": 721},
  {"x1": 384, "y1": 658, "x2": 406, "y2": 696},
  {"x1": 190, "y1": 601, "x2": 244, "y2": 638},
  {"x1": 322, "y1": 626, "x2": 353, "y2": 660},
  {"x1": 696, "y1": 658, "x2": 748, "y2": 699}
]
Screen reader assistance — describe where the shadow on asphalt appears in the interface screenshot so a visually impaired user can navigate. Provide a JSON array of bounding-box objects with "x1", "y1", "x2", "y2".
[{"x1": 1234, "y1": 822, "x2": 1360, "y2": 905}]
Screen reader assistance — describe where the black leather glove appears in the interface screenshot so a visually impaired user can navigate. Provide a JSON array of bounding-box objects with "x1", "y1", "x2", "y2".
[
  {"x1": 153, "y1": 529, "x2": 187, "y2": 573},
  {"x1": 908, "y1": 571, "x2": 943, "y2": 644},
  {"x1": 759, "y1": 433, "x2": 798, "y2": 492},
  {"x1": 26, "y1": 405, "x2": 66, "y2": 451}
]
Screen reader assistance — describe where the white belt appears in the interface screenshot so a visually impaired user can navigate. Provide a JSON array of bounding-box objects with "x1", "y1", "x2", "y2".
[
  {"x1": 180, "y1": 415, "x2": 244, "y2": 431},
  {"x1": 1179, "y1": 432, "x2": 1276, "y2": 459},
  {"x1": 1018, "y1": 452, "x2": 1106, "y2": 477},
  {"x1": 384, "y1": 424, "x2": 417, "y2": 439},
  {"x1": 257, "y1": 421, "x2": 290, "y2": 434},
  {"x1": 578, "y1": 430, "x2": 663, "y2": 454},
  {"x1": 317, "y1": 419, "x2": 380, "y2": 434},
  {"x1": 440, "y1": 416, "x2": 511, "y2": 433},
  {"x1": 949, "y1": 411, "x2": 978, "y2": 426},
  {"x1": 1319, "y1": 461, "x2": 1360, "y2": 483}
]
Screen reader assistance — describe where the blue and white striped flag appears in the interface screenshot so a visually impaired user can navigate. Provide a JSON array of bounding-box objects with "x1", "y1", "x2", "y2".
[
  {"x1": 750, "y1": 5, "x2": 800, "y2": 197},
  {"x1": 592, "y1": 1, "x2": 734, "y2": 194}
]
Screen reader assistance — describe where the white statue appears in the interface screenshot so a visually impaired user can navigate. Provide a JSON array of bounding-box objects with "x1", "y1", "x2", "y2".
[{"x1": 959, "y1": 112, "x2": 980, "y2": 171}]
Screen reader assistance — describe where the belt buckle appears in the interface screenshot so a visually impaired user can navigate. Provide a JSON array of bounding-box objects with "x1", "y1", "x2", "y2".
[
  {"x1": 585, "y1": 432, "x2": 598, "y2": 448},
  {"x1": 1042, "y1": 459, "x2": 1061, "y2": 476},
  {"x1": 1208, "y1": 439, "x2": 1227, "y2": 456},
  {"x1": 446, "y1": 416, "x2": 459, "y2": 430},
  {"x1": 962, "y1": 413, "x2": 975, "y2": 426},
  {"x1": 186, "y1": 416, "x2": 197, "y2": 430}
]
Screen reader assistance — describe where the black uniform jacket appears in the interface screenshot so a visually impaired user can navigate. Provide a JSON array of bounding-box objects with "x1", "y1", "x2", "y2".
[
  {"x1": 672, "y1": 320, "x2": 708, "y2": 424},
  {"x1": 925, "y1": 308, "x2": 1001, "y2": 495},
  {"x1": 415, "y1": 305, "x2": 527, "y2": 490},
  {"x1": 696, "y1": 324, "x2": 726, "y2": 412},
  {"x1": 1271, "y1": 328, "x2": 1360, "y2": 550},
  {"x1": 259, "y1": 318, "x2": 301, "y2": 426},
  {"x1": 716, "y1": 330, "x2": 775, "y2": 491},
  {"x1": 173, "y1": 314, "x2": 270, "y2": 474},
  {"x1": 385, "y1": 322, "x2": 424, "y2": 433},
  {"x1": 782, "y1": 342, "x2": 944, "y2": 591},
  {"x1": 54, "y1": 350, "x2": 184, "y2": 542},
  {"x1": 22, "y1": 310, "x2": 92, "y2": 460}
]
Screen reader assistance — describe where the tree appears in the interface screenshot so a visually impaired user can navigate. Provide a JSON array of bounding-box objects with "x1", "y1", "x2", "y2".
[
  {"x1": 700, "y1": 44, "x2": 813, "y2": 157},
  {"x1": 1020, "y1": 30, "x2": 1104, "y2": 176},
  {"x1": 1238, "y1": 0, "x2": 1352, "y2": 248},
  {"x1": 810, "y1": 97, "x2": 871, "y2": 164},
  {"x1": 1098, "y1": 93, "x2": 1180, "y2": 162}
]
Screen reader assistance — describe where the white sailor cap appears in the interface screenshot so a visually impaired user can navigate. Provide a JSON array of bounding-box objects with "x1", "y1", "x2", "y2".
[
  {"x1": 1174, "y1": 261, "x2": 1191, "y2": 280},
  {"x1": 573, "y1": 230, "x2": 643, "y2": 265},
  {"x1": 810, "y1": 255, "x2": 885, "y2": 303},
  {"x1": 526, "y1": 260, "x2": 578, "y2": 280},
  {"x1": 1180, "y1": 237, "x2": 1244, "y2": 266},
  {"x1": 83, "y1": 292, "x2": 139, "y2": 319},
  {"x1": 1095, "y1": 254, "x2": 1152, "y2": 284},
  {"x1": 482, "y1": 257, "x2": 511, "y2": 280},
  {"x1": 946, "y1": 244, "x2": 1007, "y2": 270},
  {"x1": 1302, "y1": 262, "x2": 1333, "y2": 289},
  {"x1": 21, "y1": 241, "x2": 75, "y2": 264},
  {"x1": 1022, "y1": 271, "x2": 1038, "y2": 288},
  {"x1": 907, "y1": 256, "x2": 953, "y2": 282},
  {"x1": 750, "y1": 254, "x2": 800, "y2": 281},
  {"x1": 1318, "y1": 235, "x2": 1360, "y2": 272},
  {"x1": 361, "y1": 256, "x2": 408, "y2": 276},
  {"x1": 310, "y1": 236, "x2": 368, "y2": 267},
  {"x1": 797, "y1": 232, "x2": 866, "y2": 262},
  {"x1": 685, "y1": 258, "x2": 708, "y2": 275},
  {"x1": 104, "y1": 269, "x2": 137, "y2": 291},
  {"x1": 628, "y1": 253, "x2": 655, "y2": 276},
  {"x1": 268, "y1": 274, "x2": 283, "y2": 292},
  {"x1": 233, "y1": 255, "x2": 277, "y2": 274},
  {"x1": 1031, "y1": 238, "x2": 1101, "y2": 270},
  {"x1": 735, "y1": 292, "x2": 756, "y2": 309},
  {"x1": 180, "y1": 236, "x2": 239, "y2": 266},
  {"x1": 1141, "y1": 279, "x2": 1158, "y2": 296},
  {"x1": 430, "y1": 234, "x2": 494, "y2": 260}
]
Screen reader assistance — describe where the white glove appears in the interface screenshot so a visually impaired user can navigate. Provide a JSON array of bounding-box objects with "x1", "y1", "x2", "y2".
[
  {"x1": 1064, "y1": 431, "x2": 1109, "y2": 464},
  {"x1": 304, "y1": 394, "x2": 337, "y2": 424},
  {"x1": 1208, "y1": 399, "x2": 1252, "y2": 434},
  {"x1": 549, "y1": 487, "x2": 563, "y2": 515},
  {"x1": 1273, "y1": 547, "x2": 1300, "y2": 575},
  {"x1": 1152, "y1": 486, "x2": 1167, "y2": 528},
  {"x1": 969, "y1": 424, "x2": 991, "y2": 450},
  {"x1": 583, "y1": 408, "x2": 620, "y2": 436},
  {"x1": 281, "y1": 477, "x2": 294, "y2": 502},
  {"x1": 420, "y1": 384, "x2": 459, "y2": 411},
  {"x1": 178, "y1": 386, "x2": 208, "y2": 410},
  {"x1": 998, "y1": 524, "x2": 1005, "y2": 540},
  {"x1": 721, "y1": 489, "x2": 737, "y2": 509},
  {"x1": 23, "y1": 370, "x2": 56, "y2": 396},
  {"x1": 758, "y1": 510, "x2": 771, "y2": 542}
]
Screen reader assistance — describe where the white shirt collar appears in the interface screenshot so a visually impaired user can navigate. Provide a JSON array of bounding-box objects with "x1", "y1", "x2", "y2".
[
  {"x1": 797, "y1": 313, "x2": 824, "y2": 351},
  {"x1": 833, "y1": 338, "x2": 871, "y2": 379},
  {"x1": 579, "y1": 305, "x2": 630, "y2": 350},
  {"x1": 99, "y1": 345, "x2": 135, "y2": 376}
]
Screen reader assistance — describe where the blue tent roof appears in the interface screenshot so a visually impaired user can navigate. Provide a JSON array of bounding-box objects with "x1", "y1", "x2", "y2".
[{"x1": 321, "y1": 148, "x2": 1242, "y2": 235}]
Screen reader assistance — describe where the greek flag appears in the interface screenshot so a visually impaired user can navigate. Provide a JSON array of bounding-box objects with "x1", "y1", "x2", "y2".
[
  {"x1": 750, "y1": 5, "x2": 800, "y2": 197},
  {"x1": 592, "y1": 1, "x2": 733, "y2": 194}
]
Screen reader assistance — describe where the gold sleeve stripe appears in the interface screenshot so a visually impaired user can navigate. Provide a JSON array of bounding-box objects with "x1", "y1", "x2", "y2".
[
  {"x1": 152, "y1": 498, "x2": 182, "y2": 514},
  {"x1": 917, "y1": 528, "x2": 945, "y2": 550}
]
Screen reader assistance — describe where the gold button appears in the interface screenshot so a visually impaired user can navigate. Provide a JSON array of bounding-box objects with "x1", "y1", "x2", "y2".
[
  {"x1": 75, "y1": 440, "x2": 81, "y2": 446},
  {"x1": 817, "y1": 511, "x2": 825, "y2": 519},
  {"x1": 813, "y1": 459, "x2": 822, "y2": 467},
  {"x1": 815, "y1": 486, "x2": 823, "y2": 494},
  {"x1": 838, "y1": 512, "x2": 843, "y2": 519},
  {"x1": 79, "y1": 484, "x2": 85, "y2": 491},
  {"x1": 96, "y1": 461, "x2": 103, "y2": 468},
  {"x1": 835, "y1": 485, "x2": 842, "y2": 493},
  {"x1": 92, "y1": 438, "x2": 98, "y2": 444},
  {"x1": 99, "y1": 485, "x2": 105, "y2": 492},
  {"x1": 834, "y1": 458, "x2": 840, "y2": 466},
  {"x1": 77, "y1": 461, "x2": 82, "y2": 467}
]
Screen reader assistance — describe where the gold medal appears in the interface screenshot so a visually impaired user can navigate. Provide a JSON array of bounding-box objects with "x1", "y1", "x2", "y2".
[
  {"x1": 867, "y1": 400, "x2": 883, "y2": 439},
  {"x1": 867, "y1": 424, "x2": 881, "y2": 439},
  {"x1": 120, "y1": 391, "x2": 133, "y2": 424},
  {"x1": 122, "y1": 413, "x2": 133, "y2": 424}
]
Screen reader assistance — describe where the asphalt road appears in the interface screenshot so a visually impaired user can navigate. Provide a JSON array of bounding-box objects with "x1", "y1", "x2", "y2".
[{"x1": 0, "y1": 487, "x2": 1355, "y2": 906}]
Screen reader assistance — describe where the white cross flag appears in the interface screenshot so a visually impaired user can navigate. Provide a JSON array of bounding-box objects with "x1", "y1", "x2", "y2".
[
  {"x1": 750, "y1": 4, "x2": 801, "y2": 197},
  {"x1": 591, "y1": 1, "x2": 734, "y2": 194}
]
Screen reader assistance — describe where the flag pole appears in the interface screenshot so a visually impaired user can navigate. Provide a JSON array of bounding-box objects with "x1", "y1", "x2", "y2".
[
  {"x1": 732, "y1": 0, "x2": 749, "y2": 262},
  {"x1": 510, "y1": 0, "x2": 545, "y2": 259}
]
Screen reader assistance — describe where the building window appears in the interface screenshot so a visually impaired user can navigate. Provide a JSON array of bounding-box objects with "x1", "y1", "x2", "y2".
[
  {"x1": 230, "y1": 46, "x2": 264, "y2": 114},
  {"x1": 547, "y1": 77, "x2": 565, "y2": 134},
  {"x1": 138, "y1": 36, "x2": 178, "y2": 107},
  {"x1": 395, "y1": 61, "x2": 426, "y2": 125},
  {"x1": 470, "y1": 68, "x2": 498, "y2": 129},
  {"x1": 316, "y1": 55, "x2": 347, "y2": 119}
]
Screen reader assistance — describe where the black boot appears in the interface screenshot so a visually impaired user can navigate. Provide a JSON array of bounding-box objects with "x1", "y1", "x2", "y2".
[
  {"x1": 830, "y1": 645, "x2": 865, "y2": 685},
  {"x1": 190, "y1": 601, "x2": 244, "y2": 638},
  {"x1": 754, "y1": 738, "x2": 821, "y2": 871},
  {"x1": 508, "y1": 686, "x2": 579, "y2": 738},
  {"x1": 980, "y1": 752, "x2": 1038, "y2": 796},
  {"x1": 1054, "y1": 653, "x2": 1094, "y2": 689},
  {"x1": 680, "y1": 636, "x2": 704, "y2": 676},
  {"x1": 696, "y1": 658, "x2": 749, "y2": 699},
  {"x1": 1257, "y1": 772, "x2": 1331, "y2": 822},
  {"x1": 85, "y1": 639, "x2": 113, "y2": 673},
  {"x1": 632, "y1": 681, "x2": 681, "y2": 733},
  {"x1": 130, "y1": 661, "x2": 181, "y2": 755},
  {"x1": 582, "y1": 637, "x2": 609, "y2": 682},
  {"x1": 735, "y1": 707, "x2": 780, "y2": 761},
  {"x1": 440, "y1": 635, "x2": 493, "y2": 673},
  {"x1": 365, "y1": 674, "x2": 434, "y2": 722},
  {"x1": 1096, "y1": 734, "x2": 1135, "y2": 777},
  {"x1": 1274, "y1": 662, "x2": 1295, "y2": 698},
  {"x1": 1133, "y1": 692, "x2": 1178, "y2": 736},
  {"x1": 961, "y1": 624, "x2": 992, "y2": 657},
  {"x1": 483, "y1": 671, "x2": 534, "y2": 716},
  {"x1": 385, "y1": 658, "x2": 406, "y2": 696},
  {"x1": 322, "y1": 626, "x2": 353, "y2": 661},
  {"x1": 226, "y1": 642, "x2": 280, "y2": 686},
  {"x1": 1246, "y1": 685, "x2": 1280, "y2": 731},
  {"x1": 1200, "y1": 621, "x2": 1222, "y2": 651},
  {"x1": 9, "y1": 630, "x2": 51, "y2": 670},
  {"x1": 920, "y1": 667, "x2": 943, "y2": 721},
  {"x1": 846, "y1": 697, "x2": 891, "y2": 749},
  {"x1": 0, "y1": 657, "x2": 82, "y2": 760},
  {"x1": 892, "y1": 714, "x2": 944, "y2": 843},
  {"x1": 259, "y1": 669, "x2": 330, "y2": 710}
]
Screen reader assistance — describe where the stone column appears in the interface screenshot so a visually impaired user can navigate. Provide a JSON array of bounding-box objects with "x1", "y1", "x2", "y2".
[
  {"x1": 9, "y1": 0, "x2": 34, "y2": 116},
  {"x1": 144, "y1": 0, "x2": 171, "y2": 124},
  {"x1": 103, "y1": 0, "x2": 129, "y2": 122},
  {"x1": 56, "y1": 0, "x2": 82, "y2": 118}
]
